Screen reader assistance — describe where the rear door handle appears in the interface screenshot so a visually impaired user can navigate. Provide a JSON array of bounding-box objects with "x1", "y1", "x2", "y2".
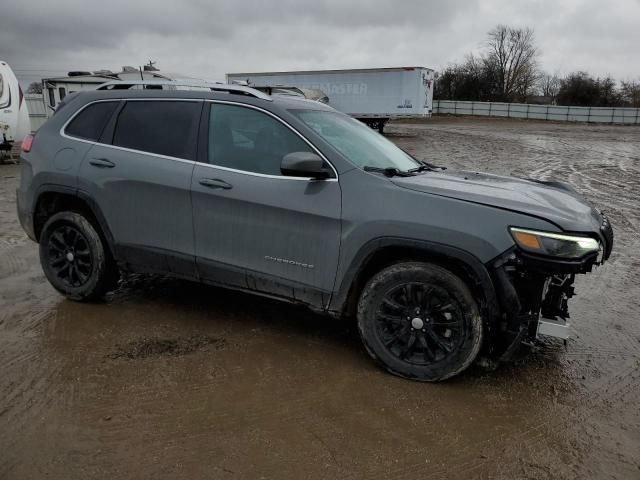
[
  {"x1": 199, "y1": 178, "x2": 233, "y2": 189},
  {"x1": 89, "y1": 158, "x2": 115, "y2": 168}
]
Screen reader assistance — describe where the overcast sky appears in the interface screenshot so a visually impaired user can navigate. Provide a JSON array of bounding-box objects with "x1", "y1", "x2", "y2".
[{"x1": 2, "y1": 0, "x2": 639, "y2": 87}]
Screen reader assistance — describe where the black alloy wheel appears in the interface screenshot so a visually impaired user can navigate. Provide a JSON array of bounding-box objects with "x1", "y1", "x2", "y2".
[
  {"x1": 357, "y1": 262, "x2": 483, "y2": 381},
  {"x1": 45, "y1": 224, "x2": 93, "y2": 288},
  {"x1": 39, "y1": 211, "x2": 118, "y2": 301},
  {"x1": 375, "y1": 282, "x2": 465, "y2": 365}
]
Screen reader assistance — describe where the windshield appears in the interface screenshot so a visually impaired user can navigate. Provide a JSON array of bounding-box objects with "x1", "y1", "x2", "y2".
[{"x1": 291, "y1": 110, "x2": 420, "y2": 171}]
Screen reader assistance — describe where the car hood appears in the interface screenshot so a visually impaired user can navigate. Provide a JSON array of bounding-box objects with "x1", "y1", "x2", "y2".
[{"x1": 391, "y1": 170, "x2": 602, "y2": 232}]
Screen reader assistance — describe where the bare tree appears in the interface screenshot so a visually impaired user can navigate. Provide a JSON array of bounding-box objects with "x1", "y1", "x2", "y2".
[
  {"x1": 485, "y1": 25, "x2": 538, "y2": 101},
  {"x1": 26, "y1": 82, "x2": 42, "y2": 94},
  {"x1": 538, "y1": 72, "x2": 561, "y2": 101},
  {"x1": 620, "y1": 80, "x2": 640, "y2": 107},
  {"x1": 434, "y1": 54, "x2": 498, "y2": 101},
  {"x1": 557, "y1": 72, "x2": 623, "y2": 107},
  {"x1": 435, "y1": 25, "x2": 630, "y2": 106}
]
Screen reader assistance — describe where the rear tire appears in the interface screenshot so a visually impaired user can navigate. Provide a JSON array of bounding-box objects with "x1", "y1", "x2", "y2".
[
  {"x1": 357, "y1": 262, "x2": 483, "y2": 382},
  {"x1": 39, "y1": 211, "x2": 119, "y2": 301}
]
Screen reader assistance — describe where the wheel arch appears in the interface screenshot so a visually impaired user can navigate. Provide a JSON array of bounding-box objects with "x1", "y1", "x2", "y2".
[
  {"x1": 331, "y1": 238, "x2": 500, "y2": 325},
  {"x1": 33, "y1": 186, "x2": 116, "y2": 259}
]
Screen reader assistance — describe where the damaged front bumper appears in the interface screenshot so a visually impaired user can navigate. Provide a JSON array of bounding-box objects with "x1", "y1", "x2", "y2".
[{"x1": 489, "y1": 217, "x2": 613, "y2": 360}]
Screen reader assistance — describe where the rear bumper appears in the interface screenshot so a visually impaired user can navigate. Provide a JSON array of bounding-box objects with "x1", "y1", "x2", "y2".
[{"x1": 16, "y1": 188, "x2": 36, "y2": 241}]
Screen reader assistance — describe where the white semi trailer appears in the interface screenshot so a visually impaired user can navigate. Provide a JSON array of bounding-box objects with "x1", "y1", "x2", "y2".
[{"x1": 226, "y1": 66, "x2": 435, "y2": 133}]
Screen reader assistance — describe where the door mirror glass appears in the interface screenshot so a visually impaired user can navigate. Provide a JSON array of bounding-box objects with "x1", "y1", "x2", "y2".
[{"x1": 281, "y1": 152, "x2": 329, "y2": 179}]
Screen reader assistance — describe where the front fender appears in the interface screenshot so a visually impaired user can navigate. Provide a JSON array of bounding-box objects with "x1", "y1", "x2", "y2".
[{"x1": 329, "y1": 236, "x2": 501, "y2": 324}]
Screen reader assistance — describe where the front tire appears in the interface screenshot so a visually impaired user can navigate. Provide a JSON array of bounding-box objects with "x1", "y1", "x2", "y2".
[
  {"x1": 357, "y1": 262, "x2": 483, "y2": 382},
  {"x1": 39, "y1": 211, "x2": 118, "y2": 301}
]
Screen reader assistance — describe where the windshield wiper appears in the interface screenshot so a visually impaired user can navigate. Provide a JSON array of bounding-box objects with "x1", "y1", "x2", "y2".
[
  {"x1": 408, "y1": 161, "x2": 447, "y2": 173},
  {"x1": 398, "y1": 148, "x2": 447, "y2": 172},
  {"x1": 363, "y1": 166, "x2": 414, "y2": 177}
]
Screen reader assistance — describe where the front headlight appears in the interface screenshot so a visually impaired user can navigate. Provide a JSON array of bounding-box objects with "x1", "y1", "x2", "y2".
[{"x1": 509, "y1": 227, "x2": 600, "y2": 259}]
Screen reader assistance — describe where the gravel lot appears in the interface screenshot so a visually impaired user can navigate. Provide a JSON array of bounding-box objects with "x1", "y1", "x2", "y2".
[{"x1": 1, "y1": 117, "x2": 639, "y2": 479}]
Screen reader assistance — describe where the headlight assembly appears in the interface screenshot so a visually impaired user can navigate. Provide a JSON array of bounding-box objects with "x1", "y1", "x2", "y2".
[{"x1": 509, "y1": 227, "x2": 600, "y2": 259}]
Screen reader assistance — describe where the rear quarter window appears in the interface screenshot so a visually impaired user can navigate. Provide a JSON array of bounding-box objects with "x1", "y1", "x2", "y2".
[
  {"x1": 65, "y1": 101, "x2": 119, "y2": 141},
  {"x1": 112, "y1": 100, "x2": 201, "y2": 160}
]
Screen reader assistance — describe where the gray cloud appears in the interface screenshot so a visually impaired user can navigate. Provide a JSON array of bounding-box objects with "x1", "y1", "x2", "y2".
[{"x1": 2, "y1": 0, "x2": 638, "y2": 87}]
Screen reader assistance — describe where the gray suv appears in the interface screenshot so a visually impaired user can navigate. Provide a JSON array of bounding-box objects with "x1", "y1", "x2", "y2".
[{"x1": 17, "y1": 82, "x2": 613, "y2": 381}]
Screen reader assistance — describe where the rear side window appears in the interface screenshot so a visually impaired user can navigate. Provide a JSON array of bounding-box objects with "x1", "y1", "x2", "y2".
[
  {"x1": 112, "y1": 101, "x2": 201, "y2": 160},
  {"x1": 65, "y1": 101, "x2": 119, "y2": 141}
]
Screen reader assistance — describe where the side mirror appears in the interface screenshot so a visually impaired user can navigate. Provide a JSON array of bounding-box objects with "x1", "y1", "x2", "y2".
[{"x1": 281, "y1": 152, "x2": 330, "y2": 179}]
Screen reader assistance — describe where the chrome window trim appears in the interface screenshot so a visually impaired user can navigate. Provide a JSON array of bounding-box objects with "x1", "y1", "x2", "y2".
[
  {"x1": 61, "y1": 98, "x2": 123, "y2": 143},
  {"x1": 61, "y1": 98, "x2": 202, "y2": 163},
  {"x1": 193, "y1": 161, "x2": 337, "y2": 182},
  {"x1": 59, "y1": 98, "x2": 339, "y2": 182}
]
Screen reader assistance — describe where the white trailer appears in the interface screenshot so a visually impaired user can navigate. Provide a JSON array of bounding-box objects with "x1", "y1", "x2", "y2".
[
  {"x1": 226, "y1": 67, "x2": 435, "y2": 132},
  {"x1": 0, "y1": 61, "x2": 30, "y2": 155},
  {"x1": 41, "y1": 66, "x2": 177, "y2": 117}
]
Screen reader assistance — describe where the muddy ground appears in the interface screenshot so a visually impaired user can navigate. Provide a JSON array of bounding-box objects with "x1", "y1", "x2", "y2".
[{"x1": 1, "y1": 117, "x2": 639, "y2": 479}]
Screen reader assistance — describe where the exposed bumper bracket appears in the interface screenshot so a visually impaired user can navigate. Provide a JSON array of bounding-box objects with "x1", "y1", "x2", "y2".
[
  {"x1": 537, "y1": 317, "x2": 571, "y2": 340},
  {"x1": 499, "y1": 324, "x2": 529, "y2": 361}
]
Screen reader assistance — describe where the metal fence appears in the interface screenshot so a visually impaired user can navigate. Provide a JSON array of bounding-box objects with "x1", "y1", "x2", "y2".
[
  {"x1": 26, "y1": 93, "x2": 48, "y2": 131},
  {"x1": 433, "y1": 100, "x2": 640, "y2": 124}
]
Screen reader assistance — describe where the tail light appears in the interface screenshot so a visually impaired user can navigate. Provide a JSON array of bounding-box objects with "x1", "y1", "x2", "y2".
[{"x1": 22, "y1": 134, "x2": 34, "y2": 153}]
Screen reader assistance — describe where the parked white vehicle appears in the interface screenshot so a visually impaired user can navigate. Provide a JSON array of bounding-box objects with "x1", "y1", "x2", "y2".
[
  {"x1": 41, "y1": 65, "x2": 203, "y2": 118},
  {"x1": 226, "y1": 67, "x2": 435, "y2": 132},
  {"x1": 0, "y1": 61, "x2": 30, "y2": 153}
]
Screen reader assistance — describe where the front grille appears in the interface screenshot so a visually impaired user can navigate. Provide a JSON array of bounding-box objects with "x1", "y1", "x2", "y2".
[{"x1": 600, "y1": 214, "x2": 614, "y2": 260}]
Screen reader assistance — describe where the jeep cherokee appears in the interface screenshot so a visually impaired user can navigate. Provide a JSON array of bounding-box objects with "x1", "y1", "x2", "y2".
[{"x1": 16, "y1": 82, "x2": 613, "y2": 381}]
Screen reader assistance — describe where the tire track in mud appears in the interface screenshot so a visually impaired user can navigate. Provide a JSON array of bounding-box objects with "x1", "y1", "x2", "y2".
[
  {"x1": 0, "y1": 251, "x2": 28, "y2": 279},
  {"x1": 0, "y1": 166, "x2": 63, "y2": 480},
  {"x1": 347, "y1": 409, "x2": 583, "y2": 480},
  {"x1": 0, "y1": 235, "x2": 28, "y2": 248}
]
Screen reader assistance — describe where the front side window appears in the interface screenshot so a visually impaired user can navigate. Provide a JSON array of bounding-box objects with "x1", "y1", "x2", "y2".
[
  {"x1": 65, "y1": 101, "x2": 119, "y2": 141},
  {"x1": 209, "y1": 103, "x2": 313, "y2": 176},
  {"x1": 292, "y1": 110, "x2": 419, "y2": 171},
  {"x1": 113, "y1": 101, "x2": 201, "y2": 160}
]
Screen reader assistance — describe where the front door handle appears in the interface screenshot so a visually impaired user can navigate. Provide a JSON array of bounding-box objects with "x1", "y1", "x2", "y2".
[
  {"x1": 89, "y1": 158, "x2": 115, "y2": 168},
  {"x1": 199, "y1": 178, "x2": 233, "y2": 189}
]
